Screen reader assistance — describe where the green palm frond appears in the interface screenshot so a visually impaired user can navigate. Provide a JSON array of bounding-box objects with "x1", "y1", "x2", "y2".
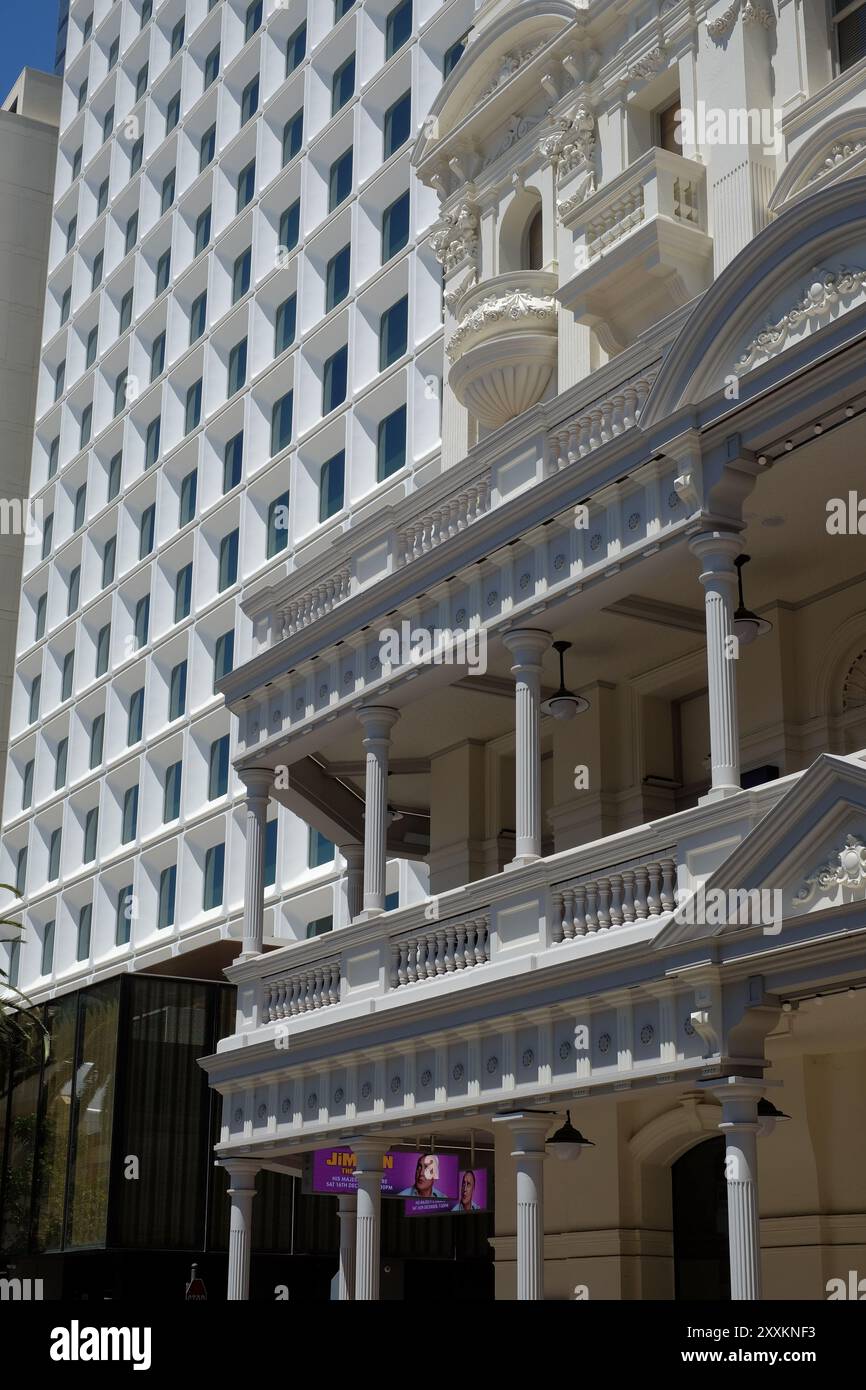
[{"x1": 0, "y1": 884, "x2": 50, "y2": 1061}]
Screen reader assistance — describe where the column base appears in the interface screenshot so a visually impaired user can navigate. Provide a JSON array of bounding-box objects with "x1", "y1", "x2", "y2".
[
  {"x1": 236, "y1": 948, "x2": 263, "y2": 963},
  {"x1": 506, "y1": 853, "x2": 541, "y2": 871},
  {"x1": 699, "y1": 783, "x2": 743, "y2": 805},
  {"x1": 355, "y1": 907, "x2": 384, "y2": 921}
]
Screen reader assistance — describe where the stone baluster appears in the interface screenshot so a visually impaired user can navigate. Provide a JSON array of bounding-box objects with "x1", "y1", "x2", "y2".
[
  {"x1": 445, "y1": 924, "x2": 457, "y2": 970},
  {"x1": 660, "y1": 857, "x2": 677, "y2": 912},
  {"x1": 585, "y1": 881, "x2": 599, "y2": 932},
  {"x1": 573, "y1": 884, "x2": 587, "y2": 936},
  {"x1": 609, "y1": 872, "x2": 624, "y2": 927},
  {"x1": 621, "y1": 869, "x2": 636, "y2": 923},
  {"x1": 647, "y1": 863, "x2": 662, "y2": 917}
]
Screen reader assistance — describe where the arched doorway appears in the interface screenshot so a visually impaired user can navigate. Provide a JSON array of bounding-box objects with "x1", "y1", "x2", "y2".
[{"x1": 671, "y1": 1136, "x2": 730, "y2": 1300}]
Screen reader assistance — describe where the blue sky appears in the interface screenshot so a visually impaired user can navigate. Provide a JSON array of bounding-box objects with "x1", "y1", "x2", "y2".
[{"x1": 1, "y1": 3, "x2": 59, "y2": 106}]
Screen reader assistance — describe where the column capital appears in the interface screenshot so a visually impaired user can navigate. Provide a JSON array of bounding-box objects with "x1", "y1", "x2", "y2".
[
  {"x1": 357, "y1": 706, "x2": 401, "y2": 741},
  {"x1": 238, "y1": 767, "x2": 274, "y2": 799},
  {"x1": 347, "y1": 1137, "x2": 387, "y2": 1171},
  {"x1": 340, "y1": 842, "x2": 365, "y2": 868},
  {"x1": 492, "y1": 1109, "x2": 555, "y2": 1153},
  {"x1": 699, "y1": 1074, "x2": 777, "y2": 1126},
  {"x1": 222, "y1": 1158, "x2": 260, "y2": 1192},
  {"x1": 502, "y1": 628, "x2": 553, "y2": 670},
  {"x1": 688, "y1": 528, "x2": 743, "y2": 573}
]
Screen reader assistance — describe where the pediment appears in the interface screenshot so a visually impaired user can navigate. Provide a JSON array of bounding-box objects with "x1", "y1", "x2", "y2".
[
  {"x1": 655, "y1": 754, "x2": 866, "y2": 947},
  {"x1": 769, "y1": 109, "x2": 866, "y2": 214}
]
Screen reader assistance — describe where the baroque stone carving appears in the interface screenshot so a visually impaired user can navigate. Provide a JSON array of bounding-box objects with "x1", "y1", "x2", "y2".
[
  {"x1": 431, "y1": 201, "x2": 480, "y2": 274},
  {"x1": 626, "y1": 46, "x2": 666, "y2": 82},
  {"x1": 446, "y1": 287, "x2": 557, "y2": 363},
  {"x1": 735, "y1": 267, "x2": 866, "y2": 371},
  {"x1": 708, "y1": 0, "x2": 772, "y2": 39},
  {"x1": 473, "y1": 40, "x2": 547, "y2": 108},
  {"x1": 540, "y1": 103, "x2": 596, "y2": 182},
  {"x1": 489, "y1": 113, "x2": 539, "y2": 163},
  {"x1": 794, "y1": 833, "x2": 866, "y2": 904},
  {"x1": 809, "y1": 141, "x2": 865, "y2": 184}
]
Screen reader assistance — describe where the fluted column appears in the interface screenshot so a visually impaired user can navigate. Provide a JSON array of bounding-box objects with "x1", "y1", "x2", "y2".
[
  {"x1": 239, "y1": 769, "x2": 273, "y2": 958},
  {"x1": 349, "y1": 1139, "x2": 384, "y2": 1301},
  {"x1": 710, "y1": 1077, "x2": 764, "y2": 1300},
  {"x1": 357, "y1": 707, "x2": 399, "y2": 917},
  {"x1": 341, "y1": 843, "x2": 365, "y2": 923},
  {"x1": 337, "y1": 1194, "x2": 357, "y2": 1301},
  {"x1": 502, "y1": 630, "x2": 552, "y2": 865},
  {"x1": 493, "y1": 1111, "x2": 552, "y2": 1300},
  {"x1": 689, "y1": 532, "x2": 742, "y2": 800},
  {"x1": 225, "y1": 1160, "x2": 259, "y2": 1301}
]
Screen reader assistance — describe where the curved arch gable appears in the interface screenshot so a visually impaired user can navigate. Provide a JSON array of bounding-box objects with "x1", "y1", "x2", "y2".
[
  {"x1": 411, "y1": 2, "x2": 577, "y2": 171},
  {"x1": 641, "y1": 177, "x2": 866, "y2": 429},
  {"x1": 769, "y1": 109, "x2": 866, "y2": 214}
]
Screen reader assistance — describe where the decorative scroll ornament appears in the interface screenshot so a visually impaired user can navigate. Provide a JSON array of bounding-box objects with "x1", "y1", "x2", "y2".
[
  {"x1": 446, "y1": 288, "x2": 557, "y2": 363},
  {"x1": 473, "y1": 40, "x2": 547, "y2": 108},
  {"x1": 444, "y1": 269, "x2": 477, "y2": 315},
  {"x1": 795, "y1": 833, "x2": 866, "y2": 904},
  {"x1": 540, "y1": 103, "x2": 597, "y2": 183},
  {"x1": 626, "y1": 46, "x2": 666, "y2": 82},
  {"x1": 489, "y1": 113, "x2": 539, "y2": 162},
  {"x1": 708, "y1": 0, "x2": 772, "y2": 39},
  {"x1": 809, "y1": 141, "x2": 865, "y2": 185},
  {"x1": 430, "y1": 201, "x2": 480, "y2": 274},
  {"x1": 735, "y1": 266, "x2": 866, "y2": 372}
]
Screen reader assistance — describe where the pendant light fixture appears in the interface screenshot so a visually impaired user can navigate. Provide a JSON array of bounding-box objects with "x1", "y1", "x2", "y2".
[{"x1": 540, "y1": 640, "x2": 590, "y2": 720}]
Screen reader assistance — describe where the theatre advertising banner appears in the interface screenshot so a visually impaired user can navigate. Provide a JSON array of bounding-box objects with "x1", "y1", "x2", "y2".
[{"x1": 306, "y1": 1148, "x2": 488, "y2": 1213}]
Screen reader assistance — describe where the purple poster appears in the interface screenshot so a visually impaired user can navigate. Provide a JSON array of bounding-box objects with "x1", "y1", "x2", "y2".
[
  {"x1": 406, "y1": 1167, "x2": 488, "y2": 1217},
  {"x1": 309, "y1": 1147, "x2": 460, "y2": 1202}
]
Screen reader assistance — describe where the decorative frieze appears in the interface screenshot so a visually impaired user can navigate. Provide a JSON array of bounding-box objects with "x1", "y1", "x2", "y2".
[
  {"x1": 447, "y1": 287, "x2": 558, "y2": 364},
  {"x1": 735, "y1": 267, "x2": 866, "y2": 372}
]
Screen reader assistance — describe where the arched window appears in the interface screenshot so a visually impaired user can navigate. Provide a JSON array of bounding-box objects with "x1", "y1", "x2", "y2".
[
  {"x1": 524, "y1": 208, "x2": 543, "y2": 270},
  {"x1": 672, "y1": 1136, "x2": 730, "y2": 1300}
]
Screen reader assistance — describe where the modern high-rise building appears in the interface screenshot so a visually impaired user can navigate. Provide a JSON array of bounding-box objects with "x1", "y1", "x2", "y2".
[{"x1": 3, "y1": 0, "x2": 866, "y2": 1303}]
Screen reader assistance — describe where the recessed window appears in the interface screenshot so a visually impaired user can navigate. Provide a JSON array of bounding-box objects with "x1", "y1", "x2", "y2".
[
  {"x1": 195, "y1": 205, "x2": 212, "y2": 256},
  {"x1": 86, "y1": 325, "x2": 98, "y2": 368},
  {"x1": 155, "y1": 249, "x2": 171, "y2": 295},
  {"x1": 41, "y1": 920, "x2": 55, "y2": 976},
  {"x1": 102, "y1": 106, "x2": 114, "y2": 144},
  {"x1": 328, "y1": 149, "x2": 353, "y2": 212},
  {"x1": 190, "y1": 291, "x2": 207, "y2": 344},
  {"x1": 66, "y1": 215, "x2": 77, "y2": 252},
  {"x1": 319, "y1": 450, "x2": 345, "y2": 523},
  {"x1": 227, "y1": 338, "x2": 247, "y2": 396},
  {"x1": 170, "y1": 16, "x2": 185, "y2": 57},
  {"x1": 656, "y1": 96, "x2": 682, "y2": 154},
  {"x1": 444, "y1": 35, "x2": 466, "y2": 77},
  {"x1": 279, "y1": 199, "x2": 300, "y2": 254},
  {"x1": 136, "y1": 62, "x2": 148, "y2": 100},
  {"x1": 15, "y1": 846, "x2": 27, "y2": 897},
  {"x1": 141, "y1": 0, "x2": 152, "y2": 27},
  {"x1": 74, "y1": 483, "x2": 87, "y2": 530},
  {"x1": 97, "y1": 175, "x2": 109, "y2": 214},
  {"x1": 122, "y1": 784, "x2": 139, "y2": 843},
  {"x1": 128, "y1": 686, "x2": 144, "y2": 744},
  {"x1": 267, "y1": 492, "x2": 290, "y2": 557},
  {"x1": 223, "y1": 431, "x2": 243, "y2": 491},
  {"x1": 78, "y1": 78, "x2": 88, "y2": 110},
  {"x1": 115, "y1": 885, "x2": 134, "y2": 946},
  {"x1": 35, "y1": 593, "x2": 47, "y2": 640},
  {"x1": 102, "y1": 535, "x2": 116, "y2": 587},
  {"x1": 42, "y1": 513, "x2": 54, "y2": 561},
  {"x1": 22, "y1": 759, "x2": 34, "y2": 809},
  {"x1": 270, "y1": 391, "x2": 293, "y2": 455},
  {"x1": 200, "y1": 123, "x2": 216, "y2": 171},
  {"x1": 119, "y1": 287, "x2": 133, "y2": 333},
  {"x1": 218, "y1": 530, "x2": 239, "y2": 590},
  {"x1": 245, "y1": 0, "x2": 262, "y2": 42},
  {"x1": 96, "y1": 622, "x2": 111, "y2": 677},
  {"x1": 204, "y1": 44, "x2": 221, "y2": 90},
  {"x1": 241, "y1": 75, "x2": 259, "y2": 125},
  {"x1": 382, "y1": 190, "x2": 409, "y2": 262},
  {"x1": 377, "y1": 403, "x2": 407, "y2": 481},
  {"x1": 834, "y1": 0, "x2": 866, "y2": 71},
  {"x1": 265, "y1": 819, "x2": 277, "y2": 887},
  {"x1": 384, "y1": 91, "x2": 411, "y2": 158},
  {"x1": 306, "y1": 915, "x2": 333, "y2": 939},
  {"x1": 91, "y1": 250, "x2": 103, "y2": 291},
  {"x1": 309, "y1": 827, "x2": 335, "y2": 868},
  {"x1": 125, "y1": 211, "x2": 138, "y2": 254},
  {"x1": 134, "y1": 593, "x2": 150, "y2": 648},
  {"x1": 323, "y1": 344, "x2": 348, "y2": 414},
  {"x1": 275, "y1": 293, "x2": 297, "y2": 355},
  {"x1": 72, "y1": 145, "x2": 82, "y2": 182},
  {"x1": 47, "y1": 826, "x2": 61, "y2": 880},
  {"x1": 335, "y1": 0, "x2": 354, "y2": 19},
  {"x1": 108, "y1": 36, "x2": 119, "y2": 69},
  {"x1": 283, "y1": 110, "x2": 303, "y2": 166},
  {"x1": 61, "y1": 648, "x2": 75, "y2": 697},
  {"x1": 173, "y1": 558, "x2": 191, "y2": 619},
  {"x1": 83, "y1": 808, "x2": 98, "y2": 862},
  {"x1": 232, "y1": 247, "x2": 252, "y2": 303},
  {"x1": 163, "y1": 761, "x2": 182, "y2": 822},
  {"x1": 214, "y1": 630, "x2": 234, "y2": 687},
  {"x1": 169, "y1": 659, "x2": 187, "y2": 720},
  {"x1": 332, "y1": 54, "x2": 355, "y2": 116},
  {"x1": 165, "y1": 91, "x2": 180, "y2": 134},
  {"x1": 203, "y1": 843, "x2": 225, "y2": 910},
  {"x1": 60, "y1": 287, "x2": 71, "y2": 325},
  {"x1": 139, "y1": 502, "x2": 155, "y2": 559},
  {"x1": 48, "y1": 436, "x2": 60, "y2": 479},
  {"x1": 89, "y1": 714, "x2": 104, "y2": 768},
  {"x1": 158, "y1": 865, "x2": 176, "y2": 928},
  {"x1": 208, "y1": 734, "x2": 230, "y2": 800},
  {"x1": 130, "y1": 136, "x2": 143, "y2": 176},
  {"x1": 29, "y1": 674, "x2": 41, "y2": 723},
  {"x1": 79, "y1": 403, "x2": 92, "y2": 449},
  {"x1": 77, "y1": 903, "x2": 92, "y2": 960},
  {"x1": 108, "y1": 451, "x2": 122, "y2": 500},
  {"x1": 67, "y1": 567, "x2": 80, "y2": 617},
  {"x1": 150, "y1": 331, "x2": 166, "y2": 380},
  {"x1": 179, "y1": 469, "x2": 197, "y2": 526},
  {"x1": 386, "y1": 0, "x2": 412, "y2": 60},
  {"x1": 286, "y1": 21, "x2": 307, "y2": 74},
  {"x1": 524, "y1": 207, "x2": 543, "y2": 271},
  {"x1": 160, "y1": 168, "x2": 176, "y2": 215},
  {"x1": 326, "y1": 244, "x2": 351, "y2": 310},
  {"x1": 237, "y1": 159, "x2": 255, "y2": 212},
  {"x1": 185, "y1": 378, "x2": 203, "y2": 434},
  {"x1": 380, "y1": 297, "x2": 408, "y2": 371}
]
